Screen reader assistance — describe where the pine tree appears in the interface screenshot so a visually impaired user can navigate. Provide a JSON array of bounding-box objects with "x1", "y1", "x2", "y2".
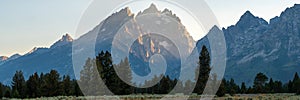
[
  {"x1": 39, "y1": 72, "x2": 47, "y2": 96},
  {"x1": 26, "y1": 72, "x2": 40, "y2": 98},
  {"x1": 293, "y1": 79, "x2": 300, "y2": 95},
  {"x1": 293, "y1": 72, "x2": 299, "y2": 83},
  {"x1": 194, "y1": 45, "x2": 211, "y2": 95},
  {"x1": 0, "y1": 83, "x2": 3, "y2": 98},
  {"x1": 80, "y1": 57, "x2": 107, "y2": 96},
  {"x1": 228, "y1": 78, "x2": 239, "y2": 96},
  {"x1": 184, "y1": 80, "x2": 194, "y2": 95},
  {"x1": 72, "y1": 79, "x2": 83, "y2": 97},
  {"x1": 267, "y1": 78, "x2": 275, "y2": 93},
  {"x1": 62, "y1": 75, "x2": 72, "y2": 96},
  {"x1": 287, "y1": 80, "x2": 293, "y2": 93},
  {"x1": 173, "y1": 80, "x2": 184, "y2": 94},
  {"x1": 114, "y1": 57, "x2": 133, "y2": 94},
  {"x1": 43, "y1": 70, "x2": 60, "y2": 97},
  {"x1": 11, "y1": 70, "x2": 26, "y2": 98},
  {"x1": 291, "y1": 72, "x2": 300, "y2": 95},
  {"x1": 253, "y1": 72, "x2": 268, "y2": 93},
  {"x1": 216, "y1": 79, "x2": 226, "y2": 97},
  {"x1": 292, "y1": 72, "x2": 300, "y2": 93},
  {"x1": 274, "y1": 81, "x2": 283, "y2": 93},
  {"x1": 160, "y1": 76, "x2": 171, "y2": 94},
  {"x1": 240, "y1": 82, "x2": 247, "y2": 94},
  {"x1": 246, "y1": 86, "x2": 254, "y2": 94},
  {"x1": 95, "y1": 51, "x2": 136, "y2": 95},
  {"x1": 4, "y1": 90, "x2": 10, "y2": 98},
  {"x1": 96, "y1": 51, "x2": 125, "y2": 95}
]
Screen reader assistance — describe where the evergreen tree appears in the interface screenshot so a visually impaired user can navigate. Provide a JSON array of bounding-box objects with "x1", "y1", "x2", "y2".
[
  {"x1": 61, "y1": 75, "x2": 72, "y2": 96},
  {"x1": 173, "y1": 80, "x2": 184, "y2": 94},
  {"x1": 293, "y1": 72, "x2": 299, "y2": 83},
  {"x1": 0, "y1": 83, "x2": 3, "y2": 98},
  {"x1": 114, "y1": 57, "x2": 133, "y2": 94},
  {"x1": 184, "y1": 80, "x2": 194, "y2": 95},
  {"x1": 293, "y1": 79, "x2": 300, "y2": 95},
  {"x1": 291, "y1": 72, "x2": 300, "y2": 95},
  {"x1": 210, "y1": 73, "x2": 219, "y2": 94},
  {"x1": 160, "y1": 76, "x2": 171, "y2": 94},
  {"x1": 246, "y1": 86, "x2": 254, "y2": 94},
  {"x1": 2, "y1": 86, "x2": 11, "y2": 98},
  {"x1": 12, "y1": 89, "x2": 19, "y2": 98},
  {"x1": 11, "y1": 70, "x2": 26, "y2": 98},
  {"x1": 26, "y1": 72, "x2": 40, "y2": 97},
  {"x1": 287, "y1": 80, "x2": 293, "y2": 93},
  {"x1": 292, "y1": 72, "x2": 300, "y2": 93},
  {"x1": 72, "y1": 79, "x2": 83, "y2": 97},
  {"x1": 80, "y1": 57, "x2": 106, "y2": 95},
  {"x1": 43, "y1": 70, "x2": 61, "y2": 97},
  {"x1": 240, "y1": 82, "x2": 247, "y2": 94},
  {"x1": 274, "y1": 81, "x2": 283, "y2": 93},
  {"x1": 267, "y1": 78, "x2": 275, "y2": 93},
  {"x1": 4, "y1": 90, "x2": 10, "y2": 98},
  {"x1": 228, "y1": 79, "x2": 239, "y2": 96},
  {"x1": 216, "y1": 79, "x2": 226, "y2": 97},
  {"x1": 194, "y1": 45, "x2": 211, "y2": 94},
  {"x1": 96, "y1": 51, "x2": 126, "y2": 95},
  {"x1": 253, "y1": 72, "x2": 268, "y2": 93}
]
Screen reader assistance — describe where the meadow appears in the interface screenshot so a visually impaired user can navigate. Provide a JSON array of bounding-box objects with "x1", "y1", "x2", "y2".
[{"x1": 3, "y1": 94, "x2": 299, "y2": 100}]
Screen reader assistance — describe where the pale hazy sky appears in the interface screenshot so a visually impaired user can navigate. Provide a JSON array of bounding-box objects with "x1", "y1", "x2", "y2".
[{"x1": 0, "y1": 0, "x2": 299, "y2": 56}]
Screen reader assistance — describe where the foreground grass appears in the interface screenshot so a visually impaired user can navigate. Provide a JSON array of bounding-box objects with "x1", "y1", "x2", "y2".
[{"x1": 3, "y1": 94, "x2": 300, "y2": 100}]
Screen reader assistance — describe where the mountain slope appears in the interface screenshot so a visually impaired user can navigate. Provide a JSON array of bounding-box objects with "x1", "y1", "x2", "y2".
[
  {"x1": 0, "y1": 34, "x2": 74, "y2": 84},
  {"x1": 197, "y1": 4, "x2": 300, "y2": 85},
  {"x1": 0, "y1": 4, "x2": 195, "y2": 85}
]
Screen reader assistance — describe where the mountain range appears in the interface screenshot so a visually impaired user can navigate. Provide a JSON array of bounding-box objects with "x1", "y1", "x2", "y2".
[{"x1": 1, "y1": 4, "x2": 300, "y2": 85}]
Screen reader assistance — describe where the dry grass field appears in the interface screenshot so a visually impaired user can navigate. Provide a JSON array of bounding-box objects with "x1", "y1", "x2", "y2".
[{"x1": 3, "y1": 94, "x2": 299, "y2": 100}]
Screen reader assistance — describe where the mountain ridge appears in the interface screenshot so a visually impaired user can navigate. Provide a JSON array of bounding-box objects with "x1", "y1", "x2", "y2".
[{"x1": 1, "y1": 4, "x2": 300, "y2": 85}]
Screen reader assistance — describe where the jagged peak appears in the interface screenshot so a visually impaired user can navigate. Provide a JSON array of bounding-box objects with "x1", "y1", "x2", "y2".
[
  {"x1": 211, "y1": 25, "x2": 221, "y2": 30},
  {"x1": 50, "y1": 33, "x2": 73, "y2": 49},
  {"x1": 120, "y1": 7, "x2": 134, "y2": 16},
  {"x1": 110, "y1": 7, "x2": 134, "y2": 18},
  {"x1": 138, "y1": 3, "x2": 160, "y2": 15},
  {"x1": 60, "y1": 33, "x2": 73, "y2": 42},
  {"x1": 0, "y1": 56, "x2": 8, "y2": 61},
  {"x1": 162, "y1": 8, "x2": 181, "y2": 22},
  {"x1": 207, "y1": 25, "x2": 222, "y2": 35},
  {"x1": 238, "y1": 10, "x2": 259, "y2": 22},
  {"x1": 147, "y1": 3, "x2": 159, "y2": 12},
  {"x1": 242, "y1": 11, "x2": 255, "y2": 18},
  {"x1": 277, "y1": 3, "x2": 300, "y2": 18},
  {"x1": 235, "y1": 10, "x2": 268, "y2": 30}
]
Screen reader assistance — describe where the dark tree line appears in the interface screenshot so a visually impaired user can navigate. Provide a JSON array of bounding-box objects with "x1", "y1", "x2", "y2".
[
  {"x1": 82, "y1": 46, "x2": 215, "y2": 96},
  {"x1": 215, "y1": 72, "x2": 300, "y2": 96},
  {"x1": 0, "y1": 45, "x2": 300, "y2": 98},
  {"x1": 0, "y1": 70, "x2": 83, "y2": 99}
]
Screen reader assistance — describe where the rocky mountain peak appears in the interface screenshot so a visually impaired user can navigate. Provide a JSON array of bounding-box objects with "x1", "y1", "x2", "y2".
[
  {"x1": 277, "y1": 4, "x2": 300, "y2": 21},
  {"x1": 0, "y1": 56, "x2": 8, "y2": 61},
  {"x1": 145, "y1": 3, "x2": 159, "y2": 13},
  {"x1": 60, "y1": 34, "x2": 73, "y2": 42},
  {"x1": 138, "y1": 3, "x2": 160, "y2": 15},
  {"x1": 235, "y1": 10, "x2": 268, "y2": 30},
  {"x1": 50, "y1": 34, "x2": 73, "y2": 49},
  {"x1": 119, "y1": 7, "x2": 134, "y2": 17},
  {"x1": 242, "y1": 11, "x2": 255, "y2": 18}
]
